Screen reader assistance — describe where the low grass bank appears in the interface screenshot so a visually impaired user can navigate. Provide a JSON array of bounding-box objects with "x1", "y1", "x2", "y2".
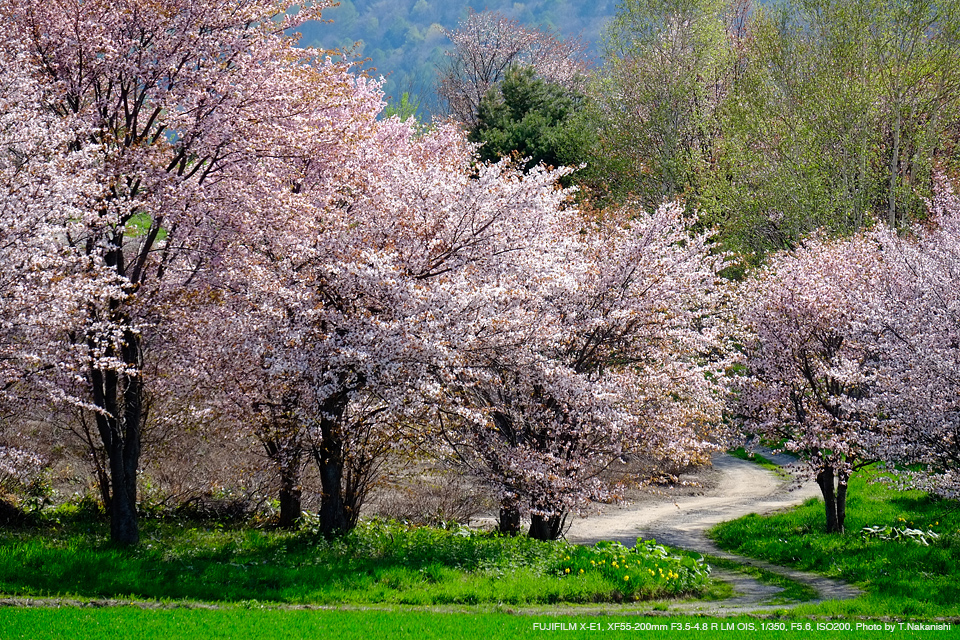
[
  {"x1": 0, "y1": 515, "x2": 715, "y2": 606},
  {"x1": 710, "y1": 465, "x2": 960, "y2": 618}
]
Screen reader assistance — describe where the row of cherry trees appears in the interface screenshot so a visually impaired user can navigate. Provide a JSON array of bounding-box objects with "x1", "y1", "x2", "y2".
[
  {"x1": 736, "y1": 177, "x2": 960, "y2": 532},
  {"x1": 4, "y1": 0, "x2": 958, "y2": 546},
  {"x1": 0, "y1": 0, "x2": 734, "y2": 545}
]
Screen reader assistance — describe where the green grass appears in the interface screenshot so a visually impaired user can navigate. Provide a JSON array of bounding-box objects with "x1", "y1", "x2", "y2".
[
  {"x1": 709, "y1": 465, "x2": 960, "y2": 618},
  {"x1": 728, "y1": 446, "x2": 788, "y2": 476},
  {"x1": 701, "y1": 555, "x2": 818, "y2": 603},
  {"x1": 1, "y1": 608, "x2": 955, "y2": 640},
  {"x1": 0, "y1": 515, "x2": 712, "y2": 606}
]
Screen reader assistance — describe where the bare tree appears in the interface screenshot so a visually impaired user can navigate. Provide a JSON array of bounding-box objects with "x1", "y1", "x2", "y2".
[{"x1": 437, "y1": 10, "x2": 590, "y2": 127}]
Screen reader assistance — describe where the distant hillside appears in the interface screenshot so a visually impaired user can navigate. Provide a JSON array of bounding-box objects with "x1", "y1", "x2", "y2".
[{"x1": 295, "y1": 1, "x2": 618, "y2": 117}]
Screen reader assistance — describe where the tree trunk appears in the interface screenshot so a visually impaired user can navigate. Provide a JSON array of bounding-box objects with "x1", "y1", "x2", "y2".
[
  {"x1": 836, "y1": 476, "x2": 848, "y2": 533},
  {"x1": 277, "y1": 457, "x2": 302, "y2": 529},
  {"x1": 312, "y1": 395, "x2": 351, "y2": 538},
  {"x1": 528, "y1": 512, "x2": 564, "y2": 541},
  {"x1": 315, "y1": 433, "x2": 348, "y2": 537},
  {"x1": 816, "y1": 465, "x2": 843, "y2": 533},
  {"x1": 262, "y1": 427, "x2": 304, "y2": 529},
  {"x1": 91, "y1": 327, "x2": 143, "y2": 547},
  {"x1": 498, "y1": 496, "x2": 521, "y2": 535},
  {"x1": 888, "y1": 100, "x2": 902, "y2": 227}
]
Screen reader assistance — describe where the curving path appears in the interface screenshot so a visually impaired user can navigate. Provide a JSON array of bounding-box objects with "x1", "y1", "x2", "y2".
[{"x1": 565, "y1": 451, "x2": 863, "y2": 613}]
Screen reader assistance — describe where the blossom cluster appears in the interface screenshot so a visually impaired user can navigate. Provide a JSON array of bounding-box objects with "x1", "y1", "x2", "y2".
[{"x1": 736, "y1": 175, "x2": 960, "y2": 503}]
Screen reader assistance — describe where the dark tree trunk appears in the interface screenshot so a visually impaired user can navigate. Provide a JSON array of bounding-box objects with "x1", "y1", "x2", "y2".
[
  {"x1": 91, "y1": 327, "x2": 143, "y2": 547},
  {"x1": 316, "y1": 434, "x2": 348, "y2": 537},
  {"x1": 341, "y1": 443, "x2": 381, "y2": 532},
  {"x1": 528, "y1": 513, "x2": 564, "y2": 541},
  {"x1": 262, "y1": 428, "x2": 304, "y2": 529},
  {"x1": 499, "y1": 496, "x2": 521, "y2": 535},
  {"x1": 816, "y1": 465, "x2": 843, "y2": 533},
  {"x1": 77, "y1": 413, "x2": 112, "y2": 513},
  {"x1": 96, "y1": 468, "x2": 112, "y2": 514},
  {"x1": 277, "y1": 458, "x2": 303, "y2": 529},
  {"x1": 313, "y1": 395, "x2": 351, "y2": 538},
  {"x1": 836, "y1": 477, "x2": 848, "y2": 533}
]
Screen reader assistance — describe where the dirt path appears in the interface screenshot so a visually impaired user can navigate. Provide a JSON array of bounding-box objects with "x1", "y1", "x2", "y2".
[{"x1": 565, "y1": 451, "x2": 863, "y2": 613}]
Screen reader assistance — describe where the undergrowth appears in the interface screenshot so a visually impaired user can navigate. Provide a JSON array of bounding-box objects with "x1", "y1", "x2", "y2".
[{"x1": 0, "y1": 513, "x2": 712, "y2": 606}]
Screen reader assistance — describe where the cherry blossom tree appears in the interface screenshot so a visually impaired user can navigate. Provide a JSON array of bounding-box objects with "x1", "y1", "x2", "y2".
[
  {"x1": 869, "y1": 177, "x2": 960, "y2": 499},
  {"x1": 0, "y1": 34, "x2": 124, "y2": 503},
  {"x1": 180, "y1": 105, "x2": 586, "y2": 536},
  {"x1": 437, "y1": 10, "x2": 590, "y2": 127},
  {"x1": 0, "y1": 0, "x2": 363, "y2": 545},
  {"x1": 439, "y1": 202, "x2": 733, "y2": 539},
  {"x1": 735, "y1": 234, "x2": 887, "y2": 532}
]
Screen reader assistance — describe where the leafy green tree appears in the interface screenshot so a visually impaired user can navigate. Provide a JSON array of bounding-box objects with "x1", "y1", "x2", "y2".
[
  {"x1": 469, "y1": 66, "x2": 596, "y2": 176},
  {"x1": 383, "y1": 92, "x2": 422, "y2": 123},
  {"x1": 594, "y1": 0, "x2": 739, "y2": 210},
  {"x1": 698, "y1": 1, "x2": 886, "y2": 257},
  {"x1": 862, "y1": 0, "x2": 960, "y2": 227},
  {"x1": 699, "y1": 0, "x2": 960, "y2": 260}
]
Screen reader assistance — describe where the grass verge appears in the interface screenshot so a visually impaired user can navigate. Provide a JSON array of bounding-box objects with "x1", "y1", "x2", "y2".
[
  {"x1": 700, "y1": 555, "x2": 818, "y2": 603},
  {"x1": 727, "y1": 447, "x2": 788, "y2": 477}
]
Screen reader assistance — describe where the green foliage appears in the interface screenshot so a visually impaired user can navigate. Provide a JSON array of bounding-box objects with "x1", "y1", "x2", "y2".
[
  {"x1": 726, "y1": 447, "x2": 783, "y2": 475},
  {"x1": 22, "y1": 472, "x2": 53, "y2": 514},
  {"x1": 470, "y1": 66, "x2": 596, "y2": 175},
  {"x1": 861, "y1": 525, "x2": 940, "y2": 546},
  {"x1": 591, "y1": 0, "x2": 733, "y2": 209},
  {"x1": 696, "y1": 0, "x2": 960, "y2": 260},
  {"x1": 709, "y1": 466, "x2": 960, "y2": 617},
  {"x1": 588, "y1": 0, "x2": 960, "y2": 261},
  {"x1": 702, "y1": 554, "x2": 818, "y2": 602},
  {"x1": 382, "y1": 92, "x2": 422, "y2": 123}
]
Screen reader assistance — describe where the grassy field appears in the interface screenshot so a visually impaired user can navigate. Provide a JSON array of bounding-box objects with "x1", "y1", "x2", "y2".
[
  {"x1": 710, "y1": 465, "x2": 960, "y2": 619},
  {"x1": 1, "y1": 608, "x2": 956, "y2": 640}
]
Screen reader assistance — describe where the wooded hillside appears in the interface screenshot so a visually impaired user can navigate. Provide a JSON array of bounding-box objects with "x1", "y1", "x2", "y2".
[{"x1": 295, "y1": 0, "x2": 617, "y2": 114}]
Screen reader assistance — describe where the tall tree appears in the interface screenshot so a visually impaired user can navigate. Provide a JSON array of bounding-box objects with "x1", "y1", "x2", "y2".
[
  {"x1": 185, "y1": 111, "x2": 581, "y2": 537},
  {"x1": 595, "y1": 0, "x2": 738, "y2": 209},
  {"x1": 440, "y1": 203, "x2": 732, "y2": 539},
  {"x1": 861, "y1": 0, "x2": 960, "y2": 227},
  {"x1": 1, "y1": 0, "x2": 352, "y2": 545},
  {"x1": 868, "y1": 176, "x2": 960, "y2": 498},
  {"x1": 701, "y1": 0, "x2": 960, "y2": 259}
]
